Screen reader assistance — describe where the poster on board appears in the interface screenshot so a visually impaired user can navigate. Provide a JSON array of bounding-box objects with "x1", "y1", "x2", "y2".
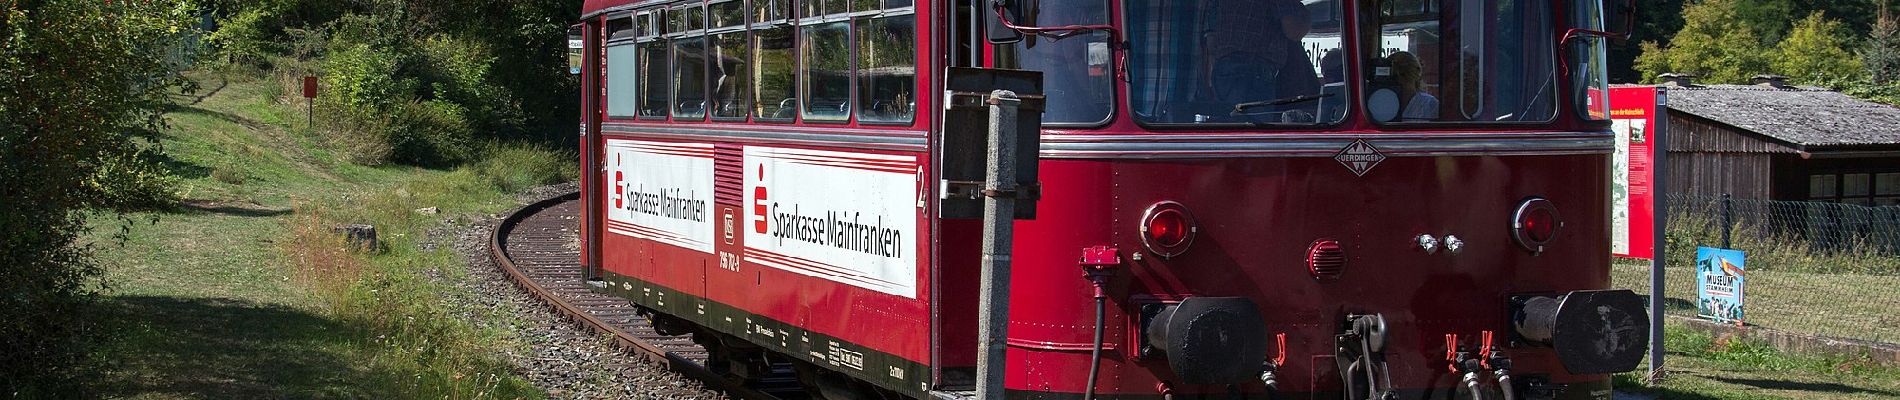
[
  {"x1": 1695, "y1": 247, "x2": 1746, "y2": 325},
  {"x1": 1610, "y1": 86, "x2": 1661, "y2": 259}
]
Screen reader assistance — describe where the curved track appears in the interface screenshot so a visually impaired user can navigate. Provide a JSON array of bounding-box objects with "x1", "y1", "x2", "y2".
[{"x1": 490, "y1": 192, "x2": 806, "y2": 400}]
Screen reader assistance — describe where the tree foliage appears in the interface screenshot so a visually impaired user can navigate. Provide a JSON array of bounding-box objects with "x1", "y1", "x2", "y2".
[
  {"x1": 1868, "y1": 6, "x2": 1900, "y2": 85},
  {"x1": 1773, "y1": 12, "x2": 1865, "y2": 84},
  {"x1": 1614, "y1": 0, "x2": 1886, "y2": 83},
  {"x1": 1635, "y1": 0, "x2": 1772, "y2": 84},
  {"x1": 206, "y1": 0, "x2": 579, "y2": 166},
  {"x1": 1, "y1": 0, "x2": 197, "y2": 395}
]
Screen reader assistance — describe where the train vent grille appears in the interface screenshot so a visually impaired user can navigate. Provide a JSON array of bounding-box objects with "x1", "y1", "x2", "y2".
[
  {"x1": 1307, "y1": 240, "x2": 1345, "y2": 280},
  {"x1": 714, "y1": 145, "x2": 743, "y2": 206}
]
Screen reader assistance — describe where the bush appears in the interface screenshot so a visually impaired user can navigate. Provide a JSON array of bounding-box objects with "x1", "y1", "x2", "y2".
[
  {"x1": 473, "y1": 144, "x2": 577, "y2": 194},
  {"x1": 388, "y1": 100, "x2": 475, "y2": 166},
  {"x1": 1, "y1": 0, "x2": 195, "y2": 395},
  {"x1": 84, "y1": 147, "x2": 184, "y2": 211}
]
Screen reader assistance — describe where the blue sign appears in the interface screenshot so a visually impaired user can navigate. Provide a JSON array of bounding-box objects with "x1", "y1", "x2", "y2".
[{"x1": 1695, "y1": 247, "x2": 1746, "y2": 325}]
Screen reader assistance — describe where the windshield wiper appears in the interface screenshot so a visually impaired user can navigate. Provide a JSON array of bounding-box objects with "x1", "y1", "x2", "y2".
[{"x1": 1231, "y1": 93, "x2": 1333, "y2": 115}]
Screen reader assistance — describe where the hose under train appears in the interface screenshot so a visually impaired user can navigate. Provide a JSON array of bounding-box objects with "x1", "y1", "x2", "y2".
[{"x1": 1083, "y1": 295, "x2": 1106, "y2": 400}]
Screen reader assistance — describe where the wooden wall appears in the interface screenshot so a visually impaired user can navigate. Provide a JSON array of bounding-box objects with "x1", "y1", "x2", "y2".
[{"x1": 1663, "y1": 113, "x2": 1799, "y2": 200}]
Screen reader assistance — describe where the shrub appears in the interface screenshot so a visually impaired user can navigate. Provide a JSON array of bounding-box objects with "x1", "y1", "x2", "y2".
[
  {"x1": 1, "y1": 0, "x2": 196, "y2": 395},
  {"x1": 388, "y1": 100, "x2": 475, "y2": 166},
  {"x1": 474, "y1": 144, "x2": 577, "y2": 194}
]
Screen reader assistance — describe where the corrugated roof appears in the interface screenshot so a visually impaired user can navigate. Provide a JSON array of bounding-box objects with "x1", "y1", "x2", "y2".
[{"x1": 1663, "y1": 84, "x2": 1900, "y2": 149}]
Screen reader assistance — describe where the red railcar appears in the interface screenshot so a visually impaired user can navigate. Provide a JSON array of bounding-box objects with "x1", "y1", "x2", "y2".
[{"x1": 571, "y1": 0, "x2": 1647, "y2": 399}]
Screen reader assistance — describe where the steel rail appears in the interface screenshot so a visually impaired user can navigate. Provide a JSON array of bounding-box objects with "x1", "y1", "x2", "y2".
[{"x1": 489, "y1": 191, "x2": 798, "y2": 400}]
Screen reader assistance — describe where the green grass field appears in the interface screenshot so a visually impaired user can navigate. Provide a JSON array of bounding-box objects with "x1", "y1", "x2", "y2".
[
  {"x1": 83, "y1": 69, "x2": 572, "y2": 399},
  {"x1": 1614, "y1": 321, "x2": 1900, "y2": 400},
  {"x1": 1611, "y1": 262, "x2": 1900, "y2": 345}
]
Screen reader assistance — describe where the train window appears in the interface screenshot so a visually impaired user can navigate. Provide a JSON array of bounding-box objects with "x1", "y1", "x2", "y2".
[
  {"x1": 673, "y1": 5, "x2": 708, "y2": 120},
  {"x1": 800, "y1": 21, "x2": 852, "y2": 122},
  {"x1": 752, "y1": 19, "x2": 796, "y2": 121},
  {"x1": 1570, "y1": 0, "x2": 1611, "y2": 120},
  {"x1": 855, "y1": 15, "x2": 915, "y2": 124},
  {"x1": 1358, "y1": 0, "x2": 1556, "y2": 124},
  {"x1": 709, "y1": 0, "x2": 749, "y2": 120},
  {"x1": 638, "y1": 12, "x2": 670, "y2": 118},
  {"x1": 753, "y1": 0, "x2": 788, "y2": 22},
  {"x1": 606, "y1": 15, "x2": 639, "y2": 119},
  {"x1": 1124, "y1": 0, "x2": 1347, "y2": 126},
  {"x1": 996, "y1": 0, "x2": 1111, "y2": 125},
  {"x1": 805, "y1": 0, "x2": 852, "y2": 18},
  {"x1": 853, "y1": 0, "x2": 913, "y2": 10}
]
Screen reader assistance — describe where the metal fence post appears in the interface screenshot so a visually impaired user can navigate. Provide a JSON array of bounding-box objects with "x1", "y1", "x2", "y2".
[
  {"x1": 1722, "y1": 193, "x2": 1734, "y2": 249},
  {"x1": 976, "y1": 90, "x2": 1022, "y2": 400},
  {"x1": 1648, "y1": 88, "x2": 1670, "y2": 384}
]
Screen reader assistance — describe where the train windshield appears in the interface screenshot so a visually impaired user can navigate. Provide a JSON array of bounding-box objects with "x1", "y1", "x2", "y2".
[
  {"x1": 1359, "y1": 0, "x2": 1558, "y2": 123},
  {"x1": 1125, "y1": 0, "x2": 1348, "y2": 126}
]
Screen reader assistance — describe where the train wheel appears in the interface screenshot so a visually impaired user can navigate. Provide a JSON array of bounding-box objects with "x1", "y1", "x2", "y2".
[
  {"x1": 696, "y1": 332, "x2": 774, "y2": 381},
  {"x1": 791, "y1": 361, "x2": 896, "y2": 400}
]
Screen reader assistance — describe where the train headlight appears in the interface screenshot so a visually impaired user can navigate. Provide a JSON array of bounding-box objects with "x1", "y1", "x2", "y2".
[
  {"x1": 1140, "y1": 202, "x2": 1197, "y2": 258},
  {"x1": 1511, "y1": 198, "x2": 1562, "y2": 254}
]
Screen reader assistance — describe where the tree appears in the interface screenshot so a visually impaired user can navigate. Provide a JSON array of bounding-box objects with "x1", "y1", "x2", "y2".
[
  {"x1": 0, "y1": 1, "x2": 194, "y2": 395},
  {"x1": 1635, "y1": 0, "x2": 1773, "y2": 84},
  {"x1": 1774, "y1": 12, "x2": 1865, "y2": 84},
  {"x1": 1869, "y1": 5, "x2": 1900, "y2": 85},
  {"x1": 1609, "y1": 0, "x2": 1686, "y2": 83}
]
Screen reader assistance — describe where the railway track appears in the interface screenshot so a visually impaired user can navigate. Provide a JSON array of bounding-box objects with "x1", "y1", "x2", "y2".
[{"x1": 490, "y1": 192, "x2": 808, "y2": 400}]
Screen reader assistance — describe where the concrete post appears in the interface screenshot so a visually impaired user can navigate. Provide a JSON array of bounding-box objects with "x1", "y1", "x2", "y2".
[{"x1": 976, "y1": 90, "x2": 1022, "y2": 400}]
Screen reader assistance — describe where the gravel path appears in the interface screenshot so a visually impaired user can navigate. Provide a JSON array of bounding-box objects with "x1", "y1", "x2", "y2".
[{"x1": 431, "y1": 183, "x2": 732, "y2": 400}]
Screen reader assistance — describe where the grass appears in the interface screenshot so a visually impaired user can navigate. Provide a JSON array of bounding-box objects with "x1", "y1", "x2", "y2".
[
  {"x1": 1611, "y1": 261, "x2": 1900, "y2": 345},
  {"x1": 84, "y1": 68, "x2": 575, "y2": 399},
  {"x1": 1613, "y1": 322, "x2": 1900, "y2": 400}
]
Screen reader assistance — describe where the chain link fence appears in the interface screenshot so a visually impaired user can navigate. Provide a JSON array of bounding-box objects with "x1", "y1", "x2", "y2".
[{"x1": 1611, "y1": 194, "x2": 1900, "y2": 345}]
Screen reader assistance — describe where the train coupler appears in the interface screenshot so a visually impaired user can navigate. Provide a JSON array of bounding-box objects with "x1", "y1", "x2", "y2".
[{"x1": 1335, "y1": 314, "x2": 1396, "y2": 400}]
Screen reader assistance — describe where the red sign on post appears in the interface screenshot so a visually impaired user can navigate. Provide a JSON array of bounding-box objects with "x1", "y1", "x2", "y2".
[
  {"x1": 1610, "y1": 87, "x2": 1661, "y2": 260},
  {"x1": 302, "y1": 76, "x2": 318, "y2": 99}
]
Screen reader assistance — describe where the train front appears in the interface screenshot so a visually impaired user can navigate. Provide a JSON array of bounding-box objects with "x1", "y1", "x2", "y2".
[{"x1": 985, "y1": 0, "x2": 1646, "y2": 398}]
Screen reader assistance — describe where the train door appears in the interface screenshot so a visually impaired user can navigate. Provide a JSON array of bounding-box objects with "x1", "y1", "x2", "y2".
[{"x1": 574, "y1": 21, "x2": 605, "y2": 280}]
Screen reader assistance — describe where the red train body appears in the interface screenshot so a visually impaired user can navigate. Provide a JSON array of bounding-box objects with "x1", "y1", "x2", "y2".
[{"x1": 571, "y1": 0, "x2": 1647, "y2": 399}]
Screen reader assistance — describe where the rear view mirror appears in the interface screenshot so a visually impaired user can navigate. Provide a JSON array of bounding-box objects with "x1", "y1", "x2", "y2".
[
  {"x1": 985, "y1": 0, "x2": 1034, "y2": 44},
  {"x1": 568, "y1": 25, "x2": 585, "y2": 75}
]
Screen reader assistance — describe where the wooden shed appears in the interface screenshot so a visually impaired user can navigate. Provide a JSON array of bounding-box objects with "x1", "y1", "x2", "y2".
[{"x1": 1660, "y1": 81, "x2": 1900, "y2": 205}]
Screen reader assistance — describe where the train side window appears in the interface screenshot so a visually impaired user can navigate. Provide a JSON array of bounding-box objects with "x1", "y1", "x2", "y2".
[
  {"x1": 800, "y1": 21, "x2": 852, "y2": 122},
  {"x1": 996, "y1": 0, "x2": 1110, "y2": 125},
  {"x1": 851, "y1": 0, "x2": 913, "y2": 11},
  {"x1": 855, "y1": 15, "x2": 915, "y2": 124},
  {"x1": 673, "y1": 5, "x2": 709, "y2": 120},
  {"x1": 638, "y1": 12, "x2": 671, "y2": 118},
  {"x1": 752, "y1": 11, "x2": 796, "y2": 122},
  {"x1": 605, "y1": 15, "x2": 638, "y2": 119},
  {"x1": 709, "y1": 0, "x2": 749, "y2": 120},
  {"x1": 806, "y1": 0, "x2": 856, "y2": 19}
]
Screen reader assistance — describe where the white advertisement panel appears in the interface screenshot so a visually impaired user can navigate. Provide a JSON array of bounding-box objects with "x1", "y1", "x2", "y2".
[
  {"x1": 605, "y1": 139, "x2": 716, "y2": 254},
  {"x1": 743, "y1": 146, "x2": 920, "y2": 298}
]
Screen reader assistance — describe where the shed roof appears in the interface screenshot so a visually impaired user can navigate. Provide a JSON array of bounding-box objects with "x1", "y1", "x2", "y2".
[{"x1": 1663, "y1": 84, "x2": 1900, "y2": 150}]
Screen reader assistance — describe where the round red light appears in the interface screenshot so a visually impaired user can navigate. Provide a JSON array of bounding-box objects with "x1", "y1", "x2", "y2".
[
  {"x1": 1147, "y1": 210, "x2": 1189, "y2": 247},
  {"x1": 1512, "y1": 198, "x2": 1562, "y2": 254},
  {"x1": 1140, "y1": 202, "x2": 1197, "y2": 258},
  {"x1": 1521, "y1": 208, "x2": 1557, "y2": 242}
]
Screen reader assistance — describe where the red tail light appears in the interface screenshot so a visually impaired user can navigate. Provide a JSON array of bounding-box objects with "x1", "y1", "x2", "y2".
[
  {"x1": 1512, "y1": 198, "x2": 1562, "y2": 254},
  {"x1": 1140, "y1": 202, "x2": 1197, "y2": 258}
]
